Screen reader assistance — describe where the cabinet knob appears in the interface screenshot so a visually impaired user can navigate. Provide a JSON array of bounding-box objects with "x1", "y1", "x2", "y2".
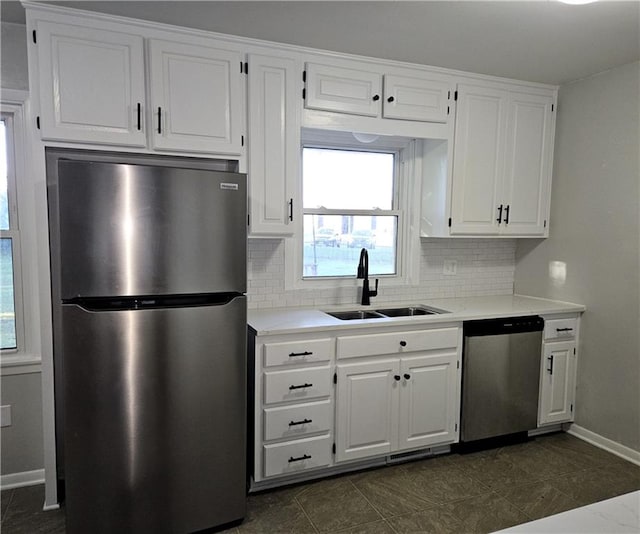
[
  {"x1": 393, "y1": 375, "x2": 401, "y2": 381},
  {"x1": 403, "y1": 373, "x2": 411, "y2": 380},
  {"x1": 399, "y1": 340, "x2": 407, "y2": 347},
  {"x1": 372, "y1": 94, "x2": 380, "y2": 101},
  {"x1": 387, "y1": 96, "x2": 395, "y2": 103}
]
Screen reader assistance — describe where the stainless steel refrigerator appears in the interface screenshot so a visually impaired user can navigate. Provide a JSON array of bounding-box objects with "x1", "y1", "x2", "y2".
[{"x1": 47, "y1": 149, "x2": 247, "y2": 533}]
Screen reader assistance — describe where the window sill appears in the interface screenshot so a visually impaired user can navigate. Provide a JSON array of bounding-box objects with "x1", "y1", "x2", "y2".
[{"x1": 1, "y1": 354, "x2": 42, "y2": 375}]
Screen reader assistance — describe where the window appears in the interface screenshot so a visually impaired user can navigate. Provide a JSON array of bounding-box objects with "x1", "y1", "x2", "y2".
[
  {"x1": 302, "y1": 147, "x2": 400, "y2": 279},
  {"x1": 0, "y1": 113, "x2": 23, "y2": 353}
]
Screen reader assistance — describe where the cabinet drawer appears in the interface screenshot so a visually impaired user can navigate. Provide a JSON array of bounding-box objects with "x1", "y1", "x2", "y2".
[
  {"x1": 263, "y1": 399, "x2": 332, "y2": 441},
  {"x1": 337, "y1": 327, "x2": 459, "y2": 359},
  {"x1": 264, "y1": 366, "x2": 331, "y2": 404},
  {"x1": 544, "y1": 318, "x2": 577, "y2": 340},
  {"x1": 264, "y1": 338, "x2": 333, "y2": 367},
  {"x1": 263, "y1": 434, "x2": 332, "y2": 478}
]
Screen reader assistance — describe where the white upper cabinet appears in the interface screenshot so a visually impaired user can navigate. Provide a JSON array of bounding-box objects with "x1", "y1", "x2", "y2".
[
  {"x1": 305, "y1": 61, "x2": 452, "y2": 123},
  {"x1": 149, "y1": 39, "x2": 243, "y2": 154},
  {"x1": 305, "y1": 63, "x2": 382, "y2": 117},
  {"x1": 247, "y1": 53, "x2": 300, "y2": 236},
  {"x1": 450, "y1": 83, "x2": 555, "y2": 237},
  {"x1": 501, "y1": 91, "x2": 554, "y2": 236},
  {"x1": 382, "y1": 74, "x2": 450, "y2": 123},
  {"x1": 37, "y1": 21, "x2": 146, "y2": 146},
  {"x1": 450, "y1": 84, "x2": 508, "y2": 235}
]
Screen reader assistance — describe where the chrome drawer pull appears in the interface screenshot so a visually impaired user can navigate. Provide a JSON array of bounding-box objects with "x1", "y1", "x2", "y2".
[
  {"x1": 288, "y1": 454, "x2": 311, "y2": 463},
  {"x1": 289, "y1": 383, "x2": 312, "y2": 390},
  {"x1": 289, "y1": 351, "x2": 313, "y2": 357},
  {"x1": 289, "y1": 418, "x2": 312, "y2": 426}
]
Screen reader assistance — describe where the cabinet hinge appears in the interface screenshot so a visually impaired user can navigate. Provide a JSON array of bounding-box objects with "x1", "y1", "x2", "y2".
[
  {"x1": 570, "y1": 404, "x2": 573, "y2": 412},
  {"x1": 448, "y1": 90, "x2": 451, "y2": 100},
  {"x1": 544, "y1": 220, "x2": 547, "y2": 228},
  {"x1": 36, "y1": 116, "x2": 40, "y2": 129},
  {"x1": 457, "y1": 361, "x2": 460, "y2": 369},
  {"x1": 302, "y1": 70, "x2": 306, "y2": 82},
  {"x1": 552, "y1": 103, "x2": 555, "y2": 112},
  {"x1": 454, "y1": 90, "x2": 458, "y2": 101},
  {"x1": 333, "y1": 372, "x2": 337, "y2": 384},
  {"x1": 573, "y1": 347, "x2": 576, "y2": 355},
  {"x1": 32, "y1": 30, "x2": 37, "y2": 44},
  {"x1": 302, "y1": 88, "x2": 306, "y2": 100},
  {"x1": 332, "y1": 443, "x2": 336, "y2": 454},
  {"x1": 448, "y1": 217, "x2": 452, "y2": 227},
  {"x1": 244, "y1": 62, "x2": 248, "y2": 75},
  {"x1": 241, "y1": 135, "x2": 244, "y2": 147},
  {"x1": 455, "y1": 423, "x2": 458, "y2": 431}
]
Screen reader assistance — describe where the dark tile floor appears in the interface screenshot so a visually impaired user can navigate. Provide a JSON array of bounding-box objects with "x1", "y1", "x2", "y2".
[{"x1": 2, "y1": 433, "x2": 639, "y2": 534}]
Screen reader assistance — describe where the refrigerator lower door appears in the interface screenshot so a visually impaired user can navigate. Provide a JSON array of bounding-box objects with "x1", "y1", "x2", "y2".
[{"x1": 61, "y1": 296, "x2": 246, "y2": 534}]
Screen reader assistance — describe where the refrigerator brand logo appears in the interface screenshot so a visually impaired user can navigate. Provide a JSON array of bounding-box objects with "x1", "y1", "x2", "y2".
[{"x1": 220, "y1": 183, "x2": 239, "y2": 191}]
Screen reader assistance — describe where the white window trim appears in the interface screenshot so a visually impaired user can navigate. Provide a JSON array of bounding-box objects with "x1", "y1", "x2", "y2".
[
  {"x1": 285, "y1": 135, "x2": 422, "y2": 291},
  {"x1": 1, "y1": 90, "x2": 41, "y2": 371}
]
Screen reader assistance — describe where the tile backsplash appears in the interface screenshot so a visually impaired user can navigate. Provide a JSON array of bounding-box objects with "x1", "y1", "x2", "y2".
[{"x1": 247, "y1": 238, "x2": 516, "y2": 309}]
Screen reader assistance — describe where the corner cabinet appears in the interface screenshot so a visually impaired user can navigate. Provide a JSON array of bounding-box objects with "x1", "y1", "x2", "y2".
[
  {"x1": 538, "y1": 316, "x2": 579, "y2": 426},
  {"x1": 32, "y1": 17, "x2": 244, "y2": 156},
  {"x1": 450, "y1": 83, "x2": 555, "y2": 237},
  {"x1": 36, "y1": 21, "x2": 147, "y2": 147},
  {"x1": 247, "y1": 53, "x2": 301, "y2": 236}
]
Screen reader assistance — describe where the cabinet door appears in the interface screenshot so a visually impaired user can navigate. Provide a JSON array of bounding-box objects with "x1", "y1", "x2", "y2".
[
  {"x1": 398, "y1": 353, "x2": 458, "y2": 450},
  {"x1": 247, "y1": 54, "x2": 300, "y2": 236},
  {"x1": 37, "y1": 21, "x2": 146, "y2": 146},
  {"x1": 305, "y1": 62, "x2": 382, "y2": 117},
  {"x1": 335, "y1": 360, "x2": 399, "y2": 462},
  {"x1": 450, "y1": 84, "x2": 508, "y2": 235},
  {"x1": 382, "y1": 74, "x2": 451, "y2": 123},
  {"x1": 149, "y1": 39, "x2": 243, "y2": 154},
  {"x1": 501, "y1": 92, "x2": 554, "y2": 236},
  {"x1": 539, "y1": 341, "x2": 576, "y2": 425}
]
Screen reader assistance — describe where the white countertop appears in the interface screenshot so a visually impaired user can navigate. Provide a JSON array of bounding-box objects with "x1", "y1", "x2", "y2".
[
  {"x1": 248, "y1": 294, "x2": 585, "y2": 336},
  {"x1": 493, "y1": 491, "x2": 640, "y2": 533}
]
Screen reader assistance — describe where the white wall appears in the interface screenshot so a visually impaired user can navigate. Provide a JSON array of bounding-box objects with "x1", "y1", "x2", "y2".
[
  {"x1": 1, "y1": 22, "x2": 29, "y2": 91},
  {"x1": 515, "y1": 61, "x2": 640, "y2": 452},
  {"x1": 248, "y1": 238, "x2": 516, "y2": 308}
]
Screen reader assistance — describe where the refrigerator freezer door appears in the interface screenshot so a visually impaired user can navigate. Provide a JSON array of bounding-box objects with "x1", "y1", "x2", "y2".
[
  {"x1": 61, "y1": 297, "x2": 247, "y2": 533},
  {"x1": 54, "y1": 160, "x2": 246, "y2": 299}
]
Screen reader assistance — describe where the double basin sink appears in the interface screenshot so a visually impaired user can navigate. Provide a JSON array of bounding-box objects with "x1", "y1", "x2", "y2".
[{"x1": 326, "y1": 305, "x2": 449, "y2": 321}]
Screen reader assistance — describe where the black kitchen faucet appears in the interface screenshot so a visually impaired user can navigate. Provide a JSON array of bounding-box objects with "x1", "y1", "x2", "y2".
[{"x1": 357, "y1": 248, "x2": 379, "y2": 306}]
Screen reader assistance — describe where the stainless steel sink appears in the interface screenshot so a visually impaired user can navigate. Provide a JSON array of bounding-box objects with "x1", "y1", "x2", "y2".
[
  {"x1": 375, "y1": 306, "x2": 448, "y2": 317},
  {"x1": 326, "y1": 305, "x2": 449, "y2": 320},
  {"x1": 326, "y1": 310, "x2": 385, "y2": 320}
]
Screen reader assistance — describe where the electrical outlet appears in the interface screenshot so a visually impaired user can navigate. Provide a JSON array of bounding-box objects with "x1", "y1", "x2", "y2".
[
  {"x1": 443, "y1": 259, "x2": 457, "y2": 275},
  {"x1": 1, "y1": 405, "x2": 12, "y2": 427}
]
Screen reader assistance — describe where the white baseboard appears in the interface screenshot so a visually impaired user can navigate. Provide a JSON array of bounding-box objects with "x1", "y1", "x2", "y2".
[
  {"x1": 1, "y1": 468, "x2": 45, "y2": 490},
  {"x1": 567, "y1": 424, "x2": 640, "y2": 466}
]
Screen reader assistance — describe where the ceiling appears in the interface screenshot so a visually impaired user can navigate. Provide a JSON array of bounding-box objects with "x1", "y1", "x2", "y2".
[{"x1": 1, "y1": 1, "x2": 638, "y2": 85}]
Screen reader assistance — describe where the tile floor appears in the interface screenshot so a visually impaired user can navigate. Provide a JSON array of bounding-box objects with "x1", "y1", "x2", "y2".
[{"x1": 1, "y1": 433, "x2": 639, "y2": 534}]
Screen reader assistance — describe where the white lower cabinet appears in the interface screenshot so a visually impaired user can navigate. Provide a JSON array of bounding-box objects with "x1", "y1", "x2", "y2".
[
  {"x1": 336, "y1": 352, "x2": 459, "y2": 463},
  {"x1": 539, "y1": 340, "x2": 576, "y2": 425},
  {"x1": 253, "y1": 324, "x2": 462, "y2": 487},
  {"x1": 538, "y1": 315, "x2": 579, "y2": 426}
]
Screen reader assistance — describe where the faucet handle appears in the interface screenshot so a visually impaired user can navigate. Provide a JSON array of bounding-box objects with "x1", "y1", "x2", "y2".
[{"x1": 370, "y1": 279, "x2": 379, "y2": 298}]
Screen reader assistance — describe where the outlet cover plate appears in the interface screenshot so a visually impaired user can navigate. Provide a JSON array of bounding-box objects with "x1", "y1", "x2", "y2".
[{"x1": 443, "y1": 259, "x2": 457, "y2": 275}]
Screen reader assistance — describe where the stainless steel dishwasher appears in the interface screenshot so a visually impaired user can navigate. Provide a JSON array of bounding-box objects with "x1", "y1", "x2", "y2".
[{"x1": 461, "y1": 316, "x2": 544, "y2": 444}]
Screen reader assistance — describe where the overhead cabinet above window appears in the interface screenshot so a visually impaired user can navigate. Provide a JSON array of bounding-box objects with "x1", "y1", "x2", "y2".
[{"x1": 304, "y1": 62, "x2": 453, "y2": 124}]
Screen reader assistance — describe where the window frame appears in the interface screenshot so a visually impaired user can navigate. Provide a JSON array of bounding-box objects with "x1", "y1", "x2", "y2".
[
  {"x1": 0, "y1": 93, "x2": 41, "y2": 370},
  {"x1": 285, "y1": 130, "x2": 422, "y2": 291}
]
